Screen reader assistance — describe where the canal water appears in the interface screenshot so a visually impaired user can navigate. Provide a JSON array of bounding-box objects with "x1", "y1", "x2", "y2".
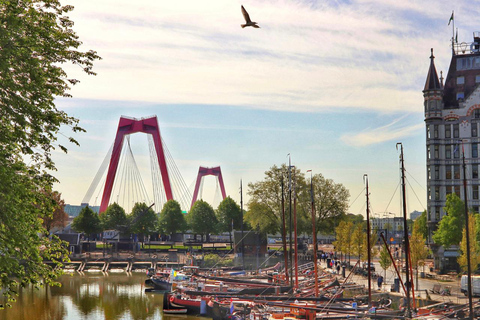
[{"x1": 0, "y1": 272, "x2": 200, "y2": 320}]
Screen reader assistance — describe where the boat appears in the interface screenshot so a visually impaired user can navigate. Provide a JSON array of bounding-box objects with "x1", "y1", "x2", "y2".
[{"x1": 163, "y1": 308, "x2": 188, "y2": 314}]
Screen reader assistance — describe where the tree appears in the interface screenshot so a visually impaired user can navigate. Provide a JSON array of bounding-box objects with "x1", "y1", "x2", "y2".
[
  {"x1": 100, "y1": 203, "x2": 128, "y2": 232},
  {"x1": 352, "y1": 223, "x2": 364, "y2": 263},
  {"x1": 379, "y1": 245, "x2": 392, "y2": 279},
  {"x1": 410, "y1": 222, "x2": 430, "y2": 291},
  {"x1": 187, "y1": 200, "x2": 218, "y2": 241},
  {"x1": 246, "y1": 165, "x2": 349, "y2": 236},
  {"x1": 333, "y1": 221, "x2": 354, "y2": 263},
  {"x1": 41, "y1": 190, "x2": 69, "y2": 233},
  {"x1": 415, "y1": 210, "x2": 428, "y2": 240},
  {"x1": 130, "y1": 203, "x2": 157, "y2": 237},
  {"x1": 458, "y1": 213, "x2": 480, "y2": 273},
  {"x1": 432, "y1": 194, "x2": 465, "y2": 247},
  {"x1": 0, "y1": 0, "x2": 99, "y2": 307},
  {"x1": 216, "y1": 196, "x2": 242, "y2": 243},
  {"x1": 244, "y1": 201, "x2": 278, "y2": 235},
  {"x1": 309, "y1": 173, "x2": 350, "y2": 234},
  {"x1": 158, "y1": 200, "x2": 187, "y2": 237},
  {"x1": 72, "y1": 206, "x2": 102, "y2": 239}
]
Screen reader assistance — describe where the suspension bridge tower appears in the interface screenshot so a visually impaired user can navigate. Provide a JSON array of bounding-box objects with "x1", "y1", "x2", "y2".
[
  {"x1": 190, "y1": 166, "x2": 226, "y2": 210},
  {"x1": 99, "y1": 116, "x2": 172, "y2": 213}
]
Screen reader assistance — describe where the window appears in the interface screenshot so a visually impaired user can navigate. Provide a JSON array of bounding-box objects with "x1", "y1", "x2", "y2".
[
  {"x1": 473, "y1": 123, "x2": 478, "y2": 137},
  {"x1": 454, "y1": 165, "x2": 460, "y2": 179},
  {"x1": 434, "y1": 145, "x2": 439, "y2": 159},
  {"x1": 457, "y1": 92, "x2": 465, "y2": 100},
  {"x1": 474, "y1": 165, "x2": 479, "y2": 179},
  {"x1": 446, "y1": 166, "x2": 452, "y2": 179},
  {"x1": 435, "y1": 166, "x2": 440, "y2": 179},
  {"x1": 475, "y1": 109, "x2": 480, "y2": 119},
  {"x1": 473, "y1": 144, "x2": 478, "y2": 158},
  {"x1": 446, "y1": 186, "x2": 452, "y2": 196},
  {"x1": 457, "y1": 76, "x2": 465, "y2": 85},
  {"x1": 453, "y1": 124, "x2": 459, "y2": 138},
  {"x1": 427, "y1": 126, "x2": 431, "y2": 139},
  {"x1": 427, "y1": 166, "x2": 431, "y2": 180},
  {"x1": 435, "y1": 187, "x2": 440, "y2": 200},
  {"x1": 428, "y1": 187, "x2": 431, "y2": 200},
  {"x1": 427, "y1": 146, "x2": 431, "y2": 159},
  {"x1": 446, "y1": 145, "x2": 451, "y2": 159},
  {"x1": 434, "y1": 125, "x2": 439, "y2": 138},
  {"x1": 476, "y1": 75, "x2": 480, "y2": 83},
  {"x1": 454, "y1": 144, "x2": 460, "y2": 158},
  {"x1": 445, "y1": 125, "x2": 451, "y2": 138},
  {"x1": 435, "y1": 208, "x2": 440, "y2": 221},
  {"x1": 455, "y1": 185, "x2": 461, "y2": 197},
  {"x1": 474, "y1": 185, "x2": 479, "y2": 200},
  {"x1": 474, "y1": 206, "x2": 479, "y2": 214}
]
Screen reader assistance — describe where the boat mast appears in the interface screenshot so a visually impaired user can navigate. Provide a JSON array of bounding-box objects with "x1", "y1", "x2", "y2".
[
  {"x1": 288, "y1": 155, "x2": 293, "y2": 288},
  {"x1": 240, "y1": 179, "x2": 245, "y2": 270},
  {"x1": 397, "y1": 142, "x2": 411, "y2": 318},
  {"x1": 307, "y1": 170, "x2": 319, "y2": 297},
  {"x1": 461, "y1": 141, "x2": 474, "y2": 319},
  {"x1": 364, "y1": 174, "x2": 372, "y2": 308},
  {"x1": 293, "y1": 169, "x2": 299, "y2": 289},
  {"x1": 281, "y1": 177, "x2": 289, "y2": 284}
]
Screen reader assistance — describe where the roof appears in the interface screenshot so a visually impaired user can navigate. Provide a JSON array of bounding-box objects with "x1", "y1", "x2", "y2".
[{"x1": 424, "y1": 49, "x2": 442, "y2": 91}]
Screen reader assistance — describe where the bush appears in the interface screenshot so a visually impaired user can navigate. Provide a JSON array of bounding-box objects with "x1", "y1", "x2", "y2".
[{"x1": 203, "y1": 254, "x2": 234, "y2": 267}]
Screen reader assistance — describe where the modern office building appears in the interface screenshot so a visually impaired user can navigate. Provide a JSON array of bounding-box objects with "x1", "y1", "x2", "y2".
[{"x1": 424, "y1": 32, "x2": 480, "y2": 268}]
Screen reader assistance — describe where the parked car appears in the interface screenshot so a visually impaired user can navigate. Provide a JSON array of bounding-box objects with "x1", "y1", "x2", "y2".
[
  {"x1": 461, "y1": 275, "x2": 480, "y2": 296},
  {"x1": 362, "y1": 262, "x2": 375, "y2": 271}
]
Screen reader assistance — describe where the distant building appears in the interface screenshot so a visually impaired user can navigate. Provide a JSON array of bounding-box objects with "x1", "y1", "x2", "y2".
[
  {"x1": 410, "y1": 210, "x2": 422, "y2": 221},
  {"x1": 64, "y1": 203, "x2": 100, "y2": 217},
  {"x1": 423, "y1": 31, "x2": 480, "y2": 271}
]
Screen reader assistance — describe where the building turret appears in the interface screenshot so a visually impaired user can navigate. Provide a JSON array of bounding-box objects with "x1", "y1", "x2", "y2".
[{"x1": 423, "y1": 48, "x2": 443, "y2": 119}]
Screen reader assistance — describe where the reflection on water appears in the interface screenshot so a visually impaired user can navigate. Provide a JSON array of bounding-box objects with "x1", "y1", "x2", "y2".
[{"x1": 0, "y1": 272, "x2": 172, "y2": 320}]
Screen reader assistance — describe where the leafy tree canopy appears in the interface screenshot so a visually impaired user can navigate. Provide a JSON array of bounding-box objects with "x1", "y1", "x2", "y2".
[
  {"x1": 246, "y1": 164, "x2": 349, "y2": 236},
  {"x1": 216, "y1": 196, "x2": 242, "y2": 233},
  {"x1": 187, "y1": 200, "x2": 218, "y2": 238},
  {"x1": 458, "y1": 213, "x2": 480, "y2": 273},
  {"x1": 432, "y1": 194, "x2": 465, "y2": 247},
  {"x1": 41, "y1": 190, "x2": 68, "y2": 232},
  {"x1": 0, "y1": 0, "x2": 99, "y2": 308},
  {"x1": 130, "y1": 203, "x2": 157, "y2": 236},
  {"x1": 413, "y1": 210, "x2": 428, "y2": 240},
  {"x1": 158, "y1": 200, "x2": 187, "y2": 236},
  {"x1": 100, "y1": 203, "x2": 128, "y2": 232},
  {"x1": 72, "y1": 206, "x2": 102, "y2": 238}
]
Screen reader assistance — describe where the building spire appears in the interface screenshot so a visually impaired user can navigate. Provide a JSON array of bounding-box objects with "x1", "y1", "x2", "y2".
[{"x1": 424, "y1": 48, "x2": 441, "y2": 91}]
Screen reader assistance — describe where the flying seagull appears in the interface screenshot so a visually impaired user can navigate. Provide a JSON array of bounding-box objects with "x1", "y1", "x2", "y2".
[{"x1": 241, "y1": 5, "x2": 260, "y2": 28}]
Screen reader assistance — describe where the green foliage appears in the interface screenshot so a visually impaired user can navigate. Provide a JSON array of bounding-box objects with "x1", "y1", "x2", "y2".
[
  {"x1": 100, "y1": 203, "x2": 128, "y2": 232},
  {"x1": 379, "y1": 245, "x2": 392, "y2": 274},
  {"x1": 216, "y1": 196, "x2": 242, "y2": 233},
  {"x1": 72, "y1": 206, "x2": 102, "y2": 238},
  {"x1": 333, "y1": 221, "x2": 354, "y2": 259},
  {"x1": 203, "y1": 254, "x2": 233, "y2": 268},
  {"x1": 352, "y1": 223, "x2": 364, "y2": 260},
  {"x1": 158, "y1": 200, "x2": 187, "y2": 236},
  {"x1": 414, "y1": 211, "x2": 428, "y2": 240},
  {"x1": 458, "y1": 213, "x2": 480, "y2": 273},
  {"x1": 187, "y1": 200, "x2": 218, "y2": 239},
  {"x1": 0, "y1": 0, "x2": 99, "y2": 308},
  {"x1": 245, "y1": 201, "x2": 278, "y2": 234},
  {"x1": 246, "y1": 164, "x2": 349, "y2": 236},
  {"x1": 432, "y1": 194, "x2": 465, "y2": 247},
  {"x1": 130, "y1": 203, "x2": 157, "y2": 236},
  {"x1": 410, "y1": 223, "x2": 429, "y2": 270}
]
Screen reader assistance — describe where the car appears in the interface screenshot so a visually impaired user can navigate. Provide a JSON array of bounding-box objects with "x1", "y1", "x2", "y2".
[{"x1": 362, "y1": 262, "x2": 375, "y2": 271}]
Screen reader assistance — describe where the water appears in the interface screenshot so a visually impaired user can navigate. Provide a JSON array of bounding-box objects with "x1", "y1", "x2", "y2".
[{"x1": 0, "y1": 272, "x2": 195, "y2": 320}]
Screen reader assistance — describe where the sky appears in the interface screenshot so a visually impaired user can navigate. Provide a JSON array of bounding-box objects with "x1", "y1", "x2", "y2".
[{"x1": 52, "y1": 0, "x2": 479, "y2": 218}]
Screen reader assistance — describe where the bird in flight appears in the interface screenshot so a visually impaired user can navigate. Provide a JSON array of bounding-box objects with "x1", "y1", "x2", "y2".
[{"x1": 241, "y1": 5, "x2": 260, "y2": 28}]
